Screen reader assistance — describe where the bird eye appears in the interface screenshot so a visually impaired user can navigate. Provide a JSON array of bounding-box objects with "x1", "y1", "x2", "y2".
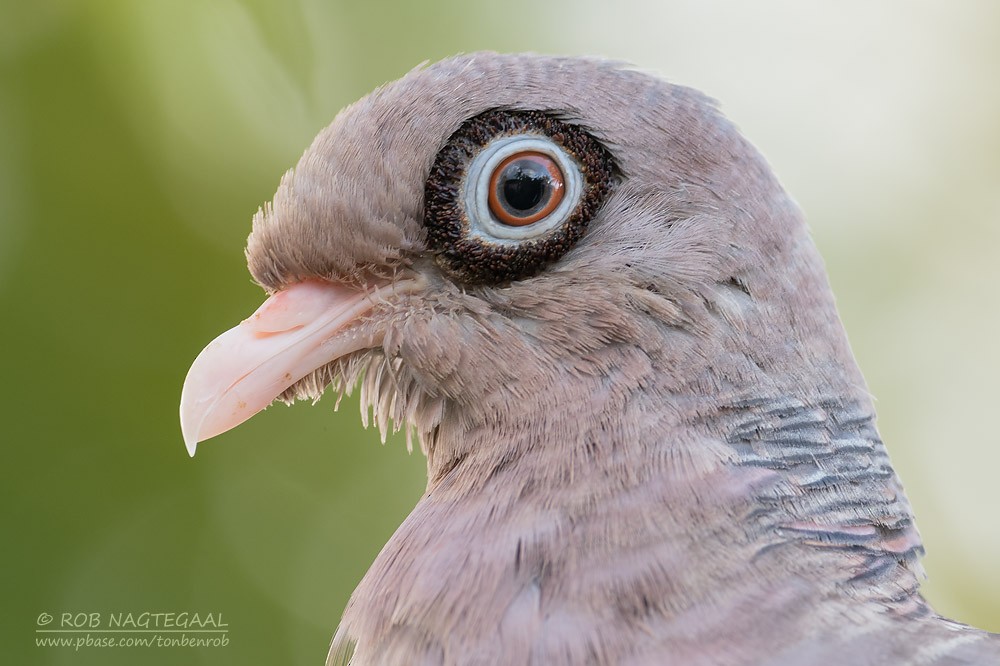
[
  {"x1": 489, "y1": 151, "x2": 564, "y2": 226},
  {"x1": 424, "y1": 110, "x2": 615, "y2": 284},
  {"x1": 464, "y1": 136, "x2": 582, "y2": 242}
]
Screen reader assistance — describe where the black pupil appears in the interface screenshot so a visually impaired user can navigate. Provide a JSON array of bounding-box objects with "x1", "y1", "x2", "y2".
[{"x1": 500, "y1": 160, "x2": 551, "y2": 214}]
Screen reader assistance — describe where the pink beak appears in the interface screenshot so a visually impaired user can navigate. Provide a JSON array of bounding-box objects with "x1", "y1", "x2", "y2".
[{"x1": 179, "y1": 280, "x2": 386, "y2": 457}]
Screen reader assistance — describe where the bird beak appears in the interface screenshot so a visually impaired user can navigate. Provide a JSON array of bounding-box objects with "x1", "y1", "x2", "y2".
[{"x1": 179, "y1": 279, "x2": 387, "y2": 457}]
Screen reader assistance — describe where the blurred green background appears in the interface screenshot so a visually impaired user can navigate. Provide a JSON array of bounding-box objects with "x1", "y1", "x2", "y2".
[{"x1": 3, "y1": 1, "x2": 998, "y2": 663}]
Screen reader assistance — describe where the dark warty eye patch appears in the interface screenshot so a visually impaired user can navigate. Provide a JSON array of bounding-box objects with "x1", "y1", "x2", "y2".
[{"x1": 423, "y1": 110, "x2": 616, "y2": 285}]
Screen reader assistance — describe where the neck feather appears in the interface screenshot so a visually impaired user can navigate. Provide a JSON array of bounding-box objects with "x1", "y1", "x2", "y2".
[{"x1": 719, "y1": 393, "x2": 927, "y2": 613}]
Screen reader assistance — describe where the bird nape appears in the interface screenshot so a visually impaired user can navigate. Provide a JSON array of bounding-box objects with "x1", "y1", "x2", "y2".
[{"x1": 179, "y1": 53, "x2": 999, "y2": 665}]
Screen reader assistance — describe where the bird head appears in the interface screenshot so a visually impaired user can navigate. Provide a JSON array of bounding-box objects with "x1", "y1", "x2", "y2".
[{"x1": 181, "y1": 52, "x2": 864, "y2": 482}]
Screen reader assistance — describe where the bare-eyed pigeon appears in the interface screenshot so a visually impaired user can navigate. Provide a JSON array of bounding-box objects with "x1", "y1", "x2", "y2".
[{"x1": 180, "y1": 53, "x2": 1000, "y2": 665}]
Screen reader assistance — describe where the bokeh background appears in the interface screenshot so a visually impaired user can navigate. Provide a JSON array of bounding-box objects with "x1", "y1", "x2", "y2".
[{"x1": 4, "y1": 1, "x2": 999, "y2": 664}]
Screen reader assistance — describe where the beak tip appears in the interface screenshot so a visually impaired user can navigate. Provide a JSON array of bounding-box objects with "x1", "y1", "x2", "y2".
[{"x1": 179, "y1": 400, "x2": 203, "y2": 458}]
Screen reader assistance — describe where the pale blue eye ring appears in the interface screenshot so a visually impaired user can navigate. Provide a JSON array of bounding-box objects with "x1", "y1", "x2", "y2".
[{"x1": 463, "y1": 135, "x2": 583, "y2": 243}]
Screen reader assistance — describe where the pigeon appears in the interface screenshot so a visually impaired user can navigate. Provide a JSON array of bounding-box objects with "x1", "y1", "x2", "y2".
[{"x1": 180, "y1": 53, "x2": 1000, "y2": 665}]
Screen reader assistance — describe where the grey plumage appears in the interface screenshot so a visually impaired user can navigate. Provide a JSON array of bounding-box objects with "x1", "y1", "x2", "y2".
[{"x1": 181, "y1": 53, "x2": 1000, "y2": 664}]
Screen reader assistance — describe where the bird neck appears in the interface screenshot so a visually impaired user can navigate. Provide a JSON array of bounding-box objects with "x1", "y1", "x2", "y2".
[
  {"x1": 419, "y1": 380, "x2": 928, "y2": 618},
  {"x1": 338, "y1": 372, "x2": 932, "y2": 657}
]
